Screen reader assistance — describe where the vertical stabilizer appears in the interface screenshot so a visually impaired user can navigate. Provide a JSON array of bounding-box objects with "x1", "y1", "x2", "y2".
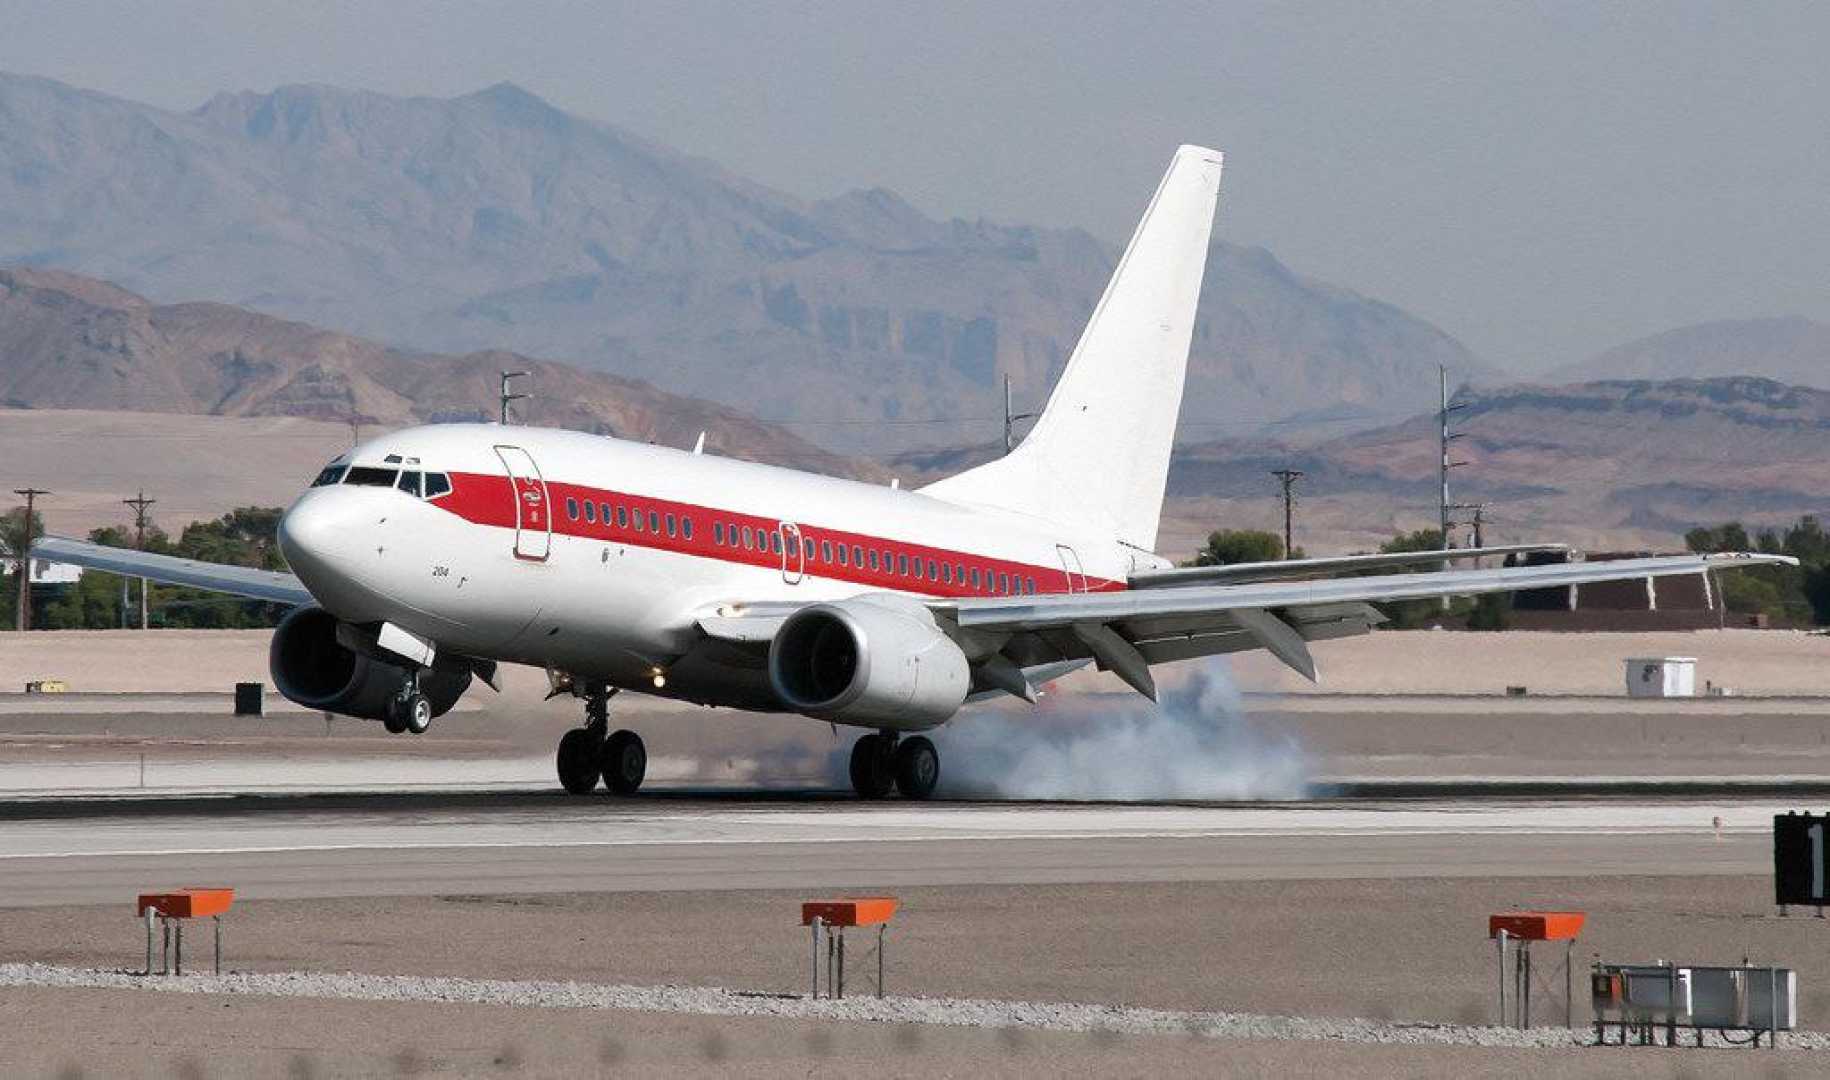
[{"x1": 921, "y1": 145, "x2": 1223, "y2": 551}]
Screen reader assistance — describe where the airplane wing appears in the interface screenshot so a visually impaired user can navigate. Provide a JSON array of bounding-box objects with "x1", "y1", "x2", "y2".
[
  {"x1": 942, "y1": 552, "x2": 1794, "y2": 699},
  {"x1": 29, "y1": 535, "x2": 314, "y2": 607},
  {"x1": 1128, "y1": 543, "x2": 1568, "y2": 588}
]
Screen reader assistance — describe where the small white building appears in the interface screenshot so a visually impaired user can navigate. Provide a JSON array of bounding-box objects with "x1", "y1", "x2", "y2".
[{"x1": 1625, "y1": 656, "x2": 1697, "y2": 698}]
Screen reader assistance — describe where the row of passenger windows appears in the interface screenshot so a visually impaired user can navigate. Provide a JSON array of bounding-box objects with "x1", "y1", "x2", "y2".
[{"x1": 561, "y1": 494, "x2": 1037, "y2": 594}]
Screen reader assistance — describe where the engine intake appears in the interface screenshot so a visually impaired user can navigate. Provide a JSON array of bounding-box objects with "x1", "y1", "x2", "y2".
[
  {"x1": 768, "y1": 596, "x2": 969, "y2": 729},
  {"x1": 269, "y1": 606, "x2": 470, "y2": 721}
]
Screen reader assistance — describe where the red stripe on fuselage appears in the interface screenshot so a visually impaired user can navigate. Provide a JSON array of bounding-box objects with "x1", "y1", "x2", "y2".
[{"x1": 429, "y1": 471, "x2": 1125, "y2": 598}]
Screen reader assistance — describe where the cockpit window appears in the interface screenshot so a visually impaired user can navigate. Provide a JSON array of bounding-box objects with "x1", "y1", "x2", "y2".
[
  {"x1": 424, "y1": 473, "x2": 452, "y2": 499},
  {"x1": 310, "y1": 464, "x2": 348, "y2": 488},
  {"x1": 396, "y1": 471, "x2": 424, "y2": 497},
  {"x1": 344, "y1": 466, "x2": 399, "y2": 487}
]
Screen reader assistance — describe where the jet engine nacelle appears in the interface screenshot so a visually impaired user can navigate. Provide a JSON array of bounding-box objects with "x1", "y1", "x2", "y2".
[
  {"x1": 269, "y1": 606, "x2": 470, "y2": 721},
  {"x1": 767, "y1": 595, "x2": 970, "y2": 729}
]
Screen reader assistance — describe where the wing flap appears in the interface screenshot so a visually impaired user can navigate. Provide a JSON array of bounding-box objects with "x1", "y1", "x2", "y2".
[{"x1": 1131, "y1": 543, "x2": 1568, "y2": 588}]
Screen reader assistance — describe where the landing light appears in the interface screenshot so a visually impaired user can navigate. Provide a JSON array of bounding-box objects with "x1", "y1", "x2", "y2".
[{"x1": 651, "y1": 668, "x2": 667, "y2": 689}]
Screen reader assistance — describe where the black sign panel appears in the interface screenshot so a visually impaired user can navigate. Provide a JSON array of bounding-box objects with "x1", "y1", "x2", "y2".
[{"x1": 1775, "y1": 812, "x2": 1830, "y2": 906}]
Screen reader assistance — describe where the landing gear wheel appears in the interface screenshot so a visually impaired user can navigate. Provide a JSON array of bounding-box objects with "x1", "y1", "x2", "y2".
[
  {"x1": 601, "y1": 729, "x2": 647, "y2": 795},
  {"x1": 849, "y1": 733, "x2": 895, "y2": 799},
  {"x1": 401, "y1": 693, "x2": 432, "y2": 735},
  {"x1": 382, "y1": 705, "x2": 407, "y2": 735},
  {"x1": 556, "y1": 728, "x2": 602, "y2": 795},
  {"x1": 893, "y1": 736, "x2": 940, "y2": 800}
]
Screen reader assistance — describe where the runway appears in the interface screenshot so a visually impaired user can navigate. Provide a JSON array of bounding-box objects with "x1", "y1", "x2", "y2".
[{"x1": 0, "y1": 792, "x2": 1778, "y2": 907}]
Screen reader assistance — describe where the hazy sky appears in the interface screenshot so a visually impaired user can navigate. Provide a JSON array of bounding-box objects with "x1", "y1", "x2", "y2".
[{"x1": 1, "y1": 1, "x2": 1824, "y2": 373}]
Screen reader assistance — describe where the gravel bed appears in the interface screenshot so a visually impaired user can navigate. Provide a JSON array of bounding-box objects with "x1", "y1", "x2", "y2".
[{"x1": 6, "y1": 962, "x2": 1826, "y2": 1052}]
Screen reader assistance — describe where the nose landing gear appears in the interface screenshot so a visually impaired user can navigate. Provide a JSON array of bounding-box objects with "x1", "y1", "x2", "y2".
[
  {"x1": 849, "y1": 732, "x2": 939, "y2": 800},
  {"x1": 555, "y1": 684, "x2": 646, "y2": 796},
  {"x1": 383, "y1": 676, "x2": 432, "y2": 735}
]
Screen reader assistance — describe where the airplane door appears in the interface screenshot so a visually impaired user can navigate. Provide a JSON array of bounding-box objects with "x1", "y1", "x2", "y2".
[
  {"x1": 495, "y1": 445, "x2": 552, "y2": 561},
  {"x1": 1056, "y1": 544, "x2": 1088, "y2": 592},
  {"x1": 780, "y1": 521, "x2": 804, "y2": 584}
]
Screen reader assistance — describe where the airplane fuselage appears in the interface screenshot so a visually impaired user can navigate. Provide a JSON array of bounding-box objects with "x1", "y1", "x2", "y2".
[{"x1": 280, "y1": 422, "x2": 1150, "y2": 714}]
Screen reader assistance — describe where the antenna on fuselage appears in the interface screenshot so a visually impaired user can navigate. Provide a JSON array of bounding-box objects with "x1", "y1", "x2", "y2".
[
  {"x1": 692, "y1": 431, "x2": 706, "y2": 455},
  {"x1": 499, "y1": 370, "x2": 531, "y2": 425}
]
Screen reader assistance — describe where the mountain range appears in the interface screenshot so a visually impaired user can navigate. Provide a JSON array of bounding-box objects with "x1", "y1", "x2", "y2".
[
  {"x1": 0, "y1": 266, "x2": 867, "y2": 478},
  {"x1": 1156, "y1": 376, "x2": 1830, "y2": 554},
  {"x1": 0, "y1": 71, "x2": 1490, "y2": 453},
  {"x1": 1552, "y1": 317, "x2": 1830, "y2": 390}
]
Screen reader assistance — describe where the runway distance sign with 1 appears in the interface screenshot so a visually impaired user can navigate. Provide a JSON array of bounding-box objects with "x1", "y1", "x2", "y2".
[{"x1": 1774, "y1": 812, "x2": 1830, "y2": 906}]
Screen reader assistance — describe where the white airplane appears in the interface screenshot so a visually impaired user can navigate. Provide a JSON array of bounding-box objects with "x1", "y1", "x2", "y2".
[{"x1": 33, "y1": 145, "x2": 1793, "y2": 799}]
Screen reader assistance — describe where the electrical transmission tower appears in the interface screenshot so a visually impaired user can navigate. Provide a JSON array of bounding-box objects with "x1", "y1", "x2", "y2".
[{"x1": 500, "y1": 371, "x2": 531, "y2": 425}]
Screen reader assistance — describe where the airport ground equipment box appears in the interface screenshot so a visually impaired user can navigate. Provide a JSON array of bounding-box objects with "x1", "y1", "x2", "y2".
[{"x1": 1625, "y1": 656, "x2": 1696, "y2": 697}]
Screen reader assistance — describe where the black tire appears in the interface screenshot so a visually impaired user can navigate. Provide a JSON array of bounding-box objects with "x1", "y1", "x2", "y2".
[
  {"x1": 382, "y1": 699, "x2": 408, "y2": 735},
  {"x1": 556, "y1": 728, "x2": 602, "y2": 795},
  {"x1": 402, "y1": 694, "x2": 433, "y2": 735},
  {"x1": 894, "y1": 736, "x2": 940, "y2": 800},
  {"x1": 849, "y1": 733, "x2": 895, "y2": 799},
  {"x1": 601, "y1": 729, "x2": 647, "y2": 795}
]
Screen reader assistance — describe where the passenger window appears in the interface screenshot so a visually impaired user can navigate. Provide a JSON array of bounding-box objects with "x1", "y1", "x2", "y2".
[
  {"x1": 804, "y1": 538, "x2": 815, "y2": 559},
  {"x1": 343, "y1": 466, "x2": 398, "y2": 487},
  {"x1": 423, "y1": 473, "x2": 452, "y2": 499},
  {"x1": 633, "y1": 511, "x2": 645, "y2": 533},
  {"x1": 396, "y1": 471, "x2": 423, "y2": 497},
  {"x1": 898, "y1": 554, "x2": 909, "y2": 575},
  {"x1": 683, "y1": 519, "x2": 693, "y2": 540},
  {"x1": 742, "y1": 526, "x2": 754, "y2": 549},
  {"x1": 912, "y1": 560, "x2": 924, "y2": 580},
  {"x1": 565, "y1": 497, "x2": 579, "y2": 520},
  {"x1": 666, "y1": 514, "x2": 677, "y2": 537},
  {"x1": 311, "y1": 464, "x2": 347, "y2": 487},
  {"x1": 868, "y1": 550, "x2": 880, "y2": 571},
  {"x1": 771, "y1": 531, "x2": 783, "y2": 554},
  {"x1": 600, "y1": 502, "x2": 611, "y2": 523},
  {"x1": 1026, "y1": 577, "x2": 1036, "y2": 594},
  {"x1": 837, "y1": 545, "x2": 848, "y2": 566},
  {"x1": 852, "y1": 545, "x2": 864, "y2": 567},
  {"x1": 998, "y1": 573, "x2": 1009, "y2": 593},
  {"x1": 648, "y1": 511, "x2": 659, "y2": 533},
  {"x1": 926, "y1": 559, "x2": 937, "y2": 580},
  {"x1": 939, "y1": 563, "x2": 951, "y2": 584},
  {"x1": 971, "y1": 568, "x2": 981, "y2": 588},
  {"x1": 584, "y1": 501, "x2": 596, "y2": 524},
  {"x1": 714, "y1": 522, "x2": 724, "y2": 544}
]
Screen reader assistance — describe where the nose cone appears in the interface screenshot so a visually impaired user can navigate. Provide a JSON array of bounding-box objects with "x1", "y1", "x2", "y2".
[
  {"x1": 278, "y1": 492, "x2": 343, "y2": 580},
  {"x1": 279, "y1": 490, "x2": 388, "y2": 620}
]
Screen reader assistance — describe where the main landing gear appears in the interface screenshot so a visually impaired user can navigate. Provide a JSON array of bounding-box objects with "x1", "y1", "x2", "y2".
[
  {"x1": 383, "y1": 675, "x2": 432, "y2": 735},
  {"x1": 849, "y1": 731, "x2": 939, "y2": 801},
  {"x1": 556, "y1": 684, "x2": 647, "y2": 796}
]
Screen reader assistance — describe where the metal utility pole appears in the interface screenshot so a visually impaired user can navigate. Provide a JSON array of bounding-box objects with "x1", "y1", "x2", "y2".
[
  {"x1": 1438, "y1": 365, "x2": 1469, "y2": 552},
  {"x1": 1003, "y1": 375, "x2": 1039, "y2": 456},
  {"x1": 11, "y1": 487, "x2": 49, "y2": 631},
  {"x1": 1271, "y1": 468, "x2": 1304, "y2": 560},
  {"x1": 500, "y1": 371, "x2": 531, "y2": 426},
  {"x1": 123, "y1": 490, "x2": 156, "y2": 630}
]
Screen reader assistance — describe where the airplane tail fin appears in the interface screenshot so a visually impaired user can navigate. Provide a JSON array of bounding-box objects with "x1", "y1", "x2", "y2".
[{"x1": 920, "y1": 145, "x2": 1223, "y2": 553}]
